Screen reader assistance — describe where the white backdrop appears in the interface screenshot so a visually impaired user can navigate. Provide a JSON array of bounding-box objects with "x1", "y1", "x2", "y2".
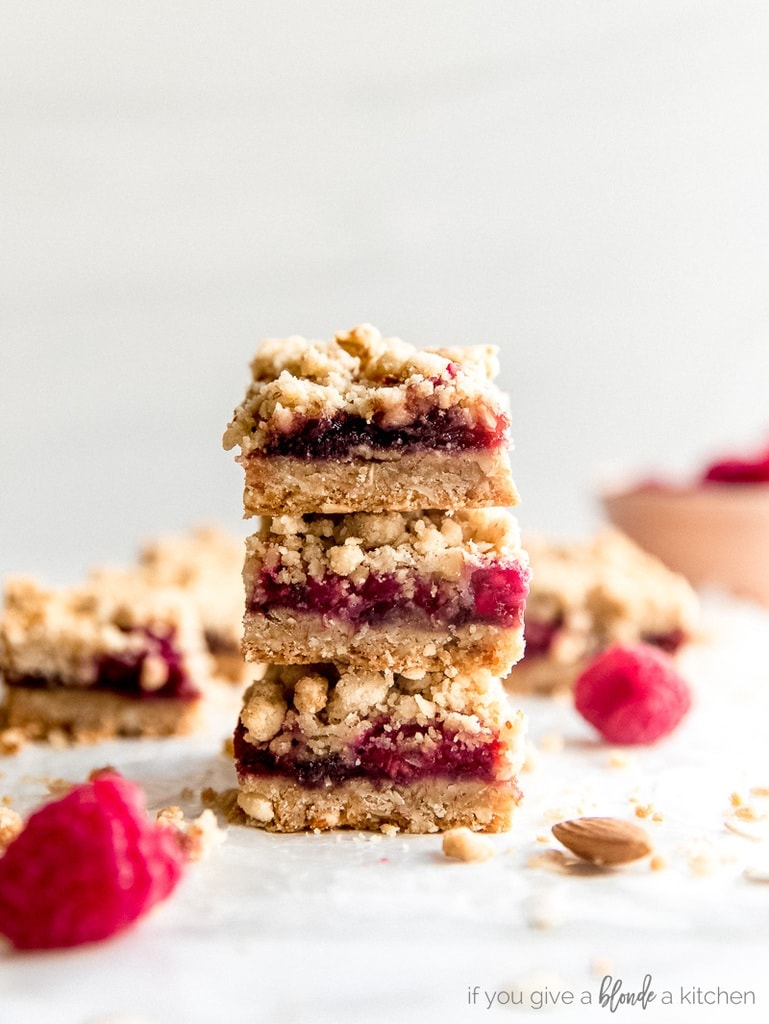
[{"x1": 3, "y1": 1, "x2": 769, "y2": 582}]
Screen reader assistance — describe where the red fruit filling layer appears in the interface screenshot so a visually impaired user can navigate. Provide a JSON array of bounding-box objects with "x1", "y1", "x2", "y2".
[
  {"x1": 5, "y1": 626, "x2": 199, "y2": 701},
  {"x1": 234, "y1": 718, "x2": 512, "y2": 788},
  {"x1": 521, "y1": 619, "x2": 686, "y2": 659},
  {"x1": 249, "y1": 561, "x2": 530, "y2": 629},
  {"x1": 256, "y1": 404, "x2": 510, "y2": 460}
]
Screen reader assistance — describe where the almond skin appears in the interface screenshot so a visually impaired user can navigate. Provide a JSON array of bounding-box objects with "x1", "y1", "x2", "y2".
[{"x1": 551, "y1": 817, "x2": 653, "y2": 865}]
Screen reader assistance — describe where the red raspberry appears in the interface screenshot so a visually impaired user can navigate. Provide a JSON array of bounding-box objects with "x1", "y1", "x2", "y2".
[
  {"x1": 574, "y1": 643, "x2": 691, "y2": 745},
  {"x1": 701, "y1": 444, "x2": 769, "y2": 484},
  {"x1": 0, "y1": 772, "x2": 186, "y2": 949}
]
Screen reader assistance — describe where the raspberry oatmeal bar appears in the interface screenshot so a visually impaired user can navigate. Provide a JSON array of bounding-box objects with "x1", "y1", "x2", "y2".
[
  {"x1": 222, "y1": 324, "x2": 518, "y2": 515},
  {"x1": 0, "y1": 573, "x2": 210, "y2": 740},
  {"x1": 139, "y1": 524, "x2": 246, "y2": 682},
  {"x1": 234, "y1": 662, "x2": 526, "y2": 832},
  {"x1": 242, "y1": 508, "x2": 530, "y2": 675},
  {"x1": 506, "y1": 529, "x2": 699, "y2": 694}
]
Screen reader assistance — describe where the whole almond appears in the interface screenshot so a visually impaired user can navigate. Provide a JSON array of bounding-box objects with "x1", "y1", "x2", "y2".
[{"x1": 551, "y1": 817, "x2": 653, "y2": 865}]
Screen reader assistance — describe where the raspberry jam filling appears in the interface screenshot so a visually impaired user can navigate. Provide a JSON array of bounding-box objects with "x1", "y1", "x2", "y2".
[
  {"x1": 234, "y1": 718, "x2": 512, "y2": 788},
  {"x1": 249, "y1": 561, "x2": 530, "y2": 629},
  {"x1": 8, "y1": 627, "x2": 199, "y2": 701},
  {"x1": 257, "y1": 404, "x2": 510, "y2": 460}
]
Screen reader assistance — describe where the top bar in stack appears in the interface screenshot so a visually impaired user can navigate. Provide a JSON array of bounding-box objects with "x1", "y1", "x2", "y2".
[{"x1": 222, "y1": 324, "x2": 518, "y2": 515}]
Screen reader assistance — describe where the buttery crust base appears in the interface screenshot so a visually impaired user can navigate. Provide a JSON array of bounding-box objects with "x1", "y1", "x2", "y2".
[
  {"x1": 242, "y1": 611, "x2": 525, "y2": 675},
  {"x1": 241, "y1": 450, "x2": 518, "y2": 516},
  {"x1": 236, "y1": 773, "x2": 520, "y2": 833},
  {"x1": 3, "y1": 686, "x2": 201, "y2": 741}
]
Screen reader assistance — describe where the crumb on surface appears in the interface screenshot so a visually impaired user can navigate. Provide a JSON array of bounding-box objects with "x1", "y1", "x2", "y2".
[
  {"x1": 156, "y1": 806, "x2": 225, "y2": 861},
  {"x1": 442, "y1": 826, "x2": 496, "y2": 862},
  {"x1": 538, "y1": 732, "x2": 564, "y2": 754},
  {"x1": 0, "y1": 727, "x2": 27, "y2": 756},
  {"x1": 608, "y1": 749, "x2": 635, "y2": 769},
  {"x1": 590, "y1": 956, "x2": 615, "y2": 978},
  {"x1": 0, "y1": 804, "x2": 23, "y2": 851}
]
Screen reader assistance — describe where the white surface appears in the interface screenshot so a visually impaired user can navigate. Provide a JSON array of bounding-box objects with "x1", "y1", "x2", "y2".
[
  {"x1": 2, "y1": 4, "x2": 769, "y2": 1021},
  {"x1": 3, "y1": 1, "x2": 769, "y2": 579},
  {"x1": 2, "y1": 595, "x2": 769, "y2": 1024}
]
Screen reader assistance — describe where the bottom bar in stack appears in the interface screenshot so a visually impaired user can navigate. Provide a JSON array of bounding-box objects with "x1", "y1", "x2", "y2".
[{"x1": 233, "y1": 662, "x2": 525, "y2": 833}]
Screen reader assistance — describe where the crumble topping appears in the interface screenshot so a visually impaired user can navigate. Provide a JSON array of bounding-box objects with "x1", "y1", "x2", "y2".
[
  {"x1": 223, "y1": 324, "x2": 510, "y2": 455},
  {"x1": 0, "y1": 572, "x2": 209, "y2": 688},
  {"x1": 522, "y1": 528, "x2": 699, "y2": 660},
  {"x1": 138, "y1": 524, "x2": 244, "y2": 649},
  {"x1": 247, "y1": 508, "x2": 524, "y2": 586},
  {"x1": 237, "y1": 663, "x2": 525, "y2": 773}
]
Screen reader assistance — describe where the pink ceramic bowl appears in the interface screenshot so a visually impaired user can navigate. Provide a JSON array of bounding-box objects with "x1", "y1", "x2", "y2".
[{"x1": 602, "y1": 482, "x2": 769, "y2": 606}]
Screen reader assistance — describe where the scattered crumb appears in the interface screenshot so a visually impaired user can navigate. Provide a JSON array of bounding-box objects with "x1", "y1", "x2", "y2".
[
  {"x1": 201, "y1": 786, "x2": 241, "y2": 823},
  {"x1": 543, "y1": 806, "x2": 573, "y2": 822},
  {"x1": 724, "y1": 815, "x2": 767, "y2": 842},
  {"x1": 536, "y1": 834, "x2": 551, "y2": 844},
  {"x1": 590, "y1": 956, "x2": 615, "y2": 978},
  {"x1": 526, "y1": 889, "x2": 563, "y2": 930},
  {"x1": 0, "y1": 727, "x2": 27, "y2": 756},
  {"x1": 221, "y1": 735, "x2": 234, "y2": 758},
  {"x1": 0, "y1": 805, "x2": 23, "y2": 851},
  {"x1": 733, "y1": 805, "x2": 767, "y2": 822},
  {"x1": 45, "y1": 777, "x2": 75, "y2": 798},
  {"x1": 730, "y1": 791, "x2": 744, "y2": 808},
  {"x1": 538, "y1": 733, "x2": 564, "y2": 754},
  {"x1": 47, "y1": 728, "x2": 70, "y2": 749},
  {"x1": 380, "y1": 823, "x2": 399, "y2": 836},
  {"x1": 744, "y1": 864, "x2": 769, "y2": 883},
  {"x1": 650, "y1": 854, "x2": 668, "y2": 872},
  {"x1": 156, "y1": 806, "x2": 225, "y2": 861},
  {"x1": 607, "y1": 750, "x2": 635, "y2": 770},
  {"x1": 520, "y1": 741, "x2": 539, "y2": 774},
  {"x1": 688, "y1": 853, "x2": 718, "y2": 877},
  {"x1": 687, "y1": 844, "x2": 737, "y2": 877},
  {"x1": 749, "y1": 786, "x2": 769, "y2": 798},
  {"x1": 635, "y1": 803, "x2": 654, "y2": 819},
  {"x1": 442, "y1": 827, "x2": 496, "y2": 863}
]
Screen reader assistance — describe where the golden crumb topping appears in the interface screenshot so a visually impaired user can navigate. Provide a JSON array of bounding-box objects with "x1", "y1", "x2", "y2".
[
  {"x1": 238, "y1": 662, "x2": 526, "y2": 778},
  {"x1": 0, "y1": 572, "x2": 209, "y2": 687},
  {"x1": 223, "y1": 324, "x2": 509, "y2": 455},
  {"x1": 523, "y1": 528, "x2": 699, "y2": 649},
  {"x1": 138, "y1": 524, "x2": 245, "y2": 643},
  {"x1": 245, "y1": 508, "x2": 524, "y2": 587}
]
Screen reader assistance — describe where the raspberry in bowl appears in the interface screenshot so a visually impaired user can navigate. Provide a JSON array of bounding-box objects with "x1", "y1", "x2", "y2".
[{"x1": 601, "y1": 441, "x2": 769, "y2": 606}]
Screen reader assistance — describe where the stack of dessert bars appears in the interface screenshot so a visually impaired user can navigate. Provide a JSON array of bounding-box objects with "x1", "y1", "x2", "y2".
[{"x1": 223, "y1": 325, "x2": 530, "y2": 833}]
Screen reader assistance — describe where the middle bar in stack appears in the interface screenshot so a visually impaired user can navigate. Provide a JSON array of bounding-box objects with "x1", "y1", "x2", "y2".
[{"x1": 224, "y1": 324, "x2": 529, "y2": 833}]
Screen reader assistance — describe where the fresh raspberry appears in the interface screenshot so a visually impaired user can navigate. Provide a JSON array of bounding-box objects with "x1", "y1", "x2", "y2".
[
  {"x1": 574, "y1": 643, "x2": 691, "y2": 745},
  {"x1": 701, "y1": 444, "x2": 769, "y2": 483},
  {"x1": 0, "y1": 772, "x2": 186, "y2": 949}
]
